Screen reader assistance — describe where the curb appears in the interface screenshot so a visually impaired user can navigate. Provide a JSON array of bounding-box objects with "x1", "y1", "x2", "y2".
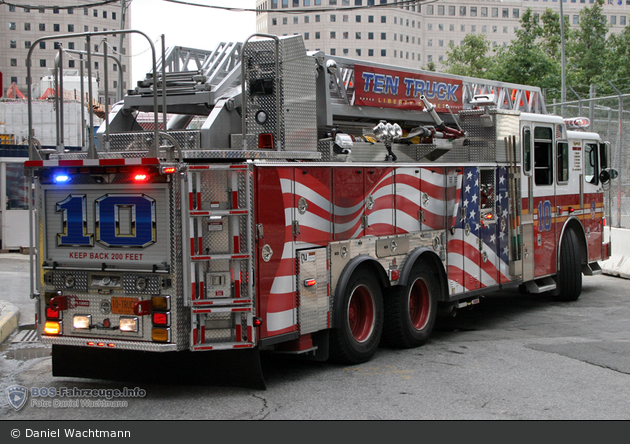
[{"x1": 0, "y1": 300, "x2": 20, "y2": 344}]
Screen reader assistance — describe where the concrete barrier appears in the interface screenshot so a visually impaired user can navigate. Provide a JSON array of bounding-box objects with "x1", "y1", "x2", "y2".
[
  {"x1": 601, "y1": 227, "x2": 630, "y2": 279},
  {"x1": 0, "y1": 300, "x2": 20, "y2": 343}
]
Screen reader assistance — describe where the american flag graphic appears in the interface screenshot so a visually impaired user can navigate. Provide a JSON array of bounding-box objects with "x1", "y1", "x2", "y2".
[
  {"x1": 447, "y1": 167, "x2": 511, "y2": 295},
  {"x1": 262, "y1": 165, "x2": 514, "y2": 334}
]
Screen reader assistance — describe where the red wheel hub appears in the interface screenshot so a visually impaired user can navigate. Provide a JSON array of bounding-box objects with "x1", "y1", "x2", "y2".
[
  {"x1": 408, "y1": 278, "x2": 430, "y2": 331},
  {"x1": 348, "y1": 284, "x2": 375, "y2": 343}
]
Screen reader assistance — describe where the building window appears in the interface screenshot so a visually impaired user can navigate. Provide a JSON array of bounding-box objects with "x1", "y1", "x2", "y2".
[
  {"x1": 513, "y1": 9, "x2": 520, "y2": 18},
  {"x1": 356, "y1": 32, "x2": 361, "y2": 39},
  {"x1": 381, "y1": 16, "x2": 386, "y2": 23},
  {"x1": 10, "y1": 40, "x2": 17, "y2": 49},
  {"x1": 54, "y1": 24, "x2": 60, "y2": 31},
  {"x1": 293, "y1": 17, "x2": 298, "y2": 24},
  {"x1": 305, "y1": 16, "x2": 309, "y2": 23},
  {"x1": 39, "y1": 41, "x2": 46, "y2": 49},
  {"x1": 438, "y1": 5, "x2": 444, "y2": 15},
  {"x1": 621, "y1": 15, "x2": 627, "y2": 25},
  {"x1": 69, "y1": 60, "x2": 75, "y2": 68},
  {"x1": 503, "y1": 8, "x2": 509, "y2": 18},
  {"x1": 343, "y1": 32, "x2": 349, "y2": 39},
  {"x1": 24, "y1": 23, "x2": 31, "y2": 31},
  {"x1": 53, "y1": 7, "x2": 59, "y2": 14},
  {"x1": 460, "y1": 6, "x2": 466, "y2": 16},
  {"x1": 271, "y1": 0, "x2": 278, "y2": 8},
  {"x1": 368, "y1": 15, "x2": 374, "y2": 22},
  {"x1": 471, "y1": 7, "x2": 477, "y2": 16},
  {"x1": 272, "y1": 18, "x2": 277, "y2": 25},
  {"x1": 68, "y1": 24, "x2": 74, "y2": 32},
  {"x1": 368, "y1": 32, "x2": 374, "y2": 39},
  {"x1": 40, "y1": 60, "x2": 46, "y2": 67},
  {"x1": 381, "y1": 32, "x2": 386, "y2": 39},
  {"x1": 492, "y1": 8, "x2": 499, "y2": 17},
  {"x1": 68, "y1": 42, "x2": 74, "y2": 49},
  {"x1": 356, "y1": 15, "x2": 361, "y2": 22},
  {"x1": 94, "y1": 9, "x2": 98, "y2": 17},
  {"x1": 330, "y1": 48, "x2": 336, "y2": 55},
  {"x1": 68, "y1": 8, "x2": 74, "y2": 14},
  {"x1": 304, "y1": 32, "x2": 310, "y2": 39},
  {"x1": 448, "y1": 5, "x2": 455, "y2": 15},
  {"x1": 381, "y1": 49, "x2": 386, "y2": 56},
  {"x1": 84, "y1": 7, "x2": 89, "y2": 15},
  {"x1": 283, "y1": 17, "x2": 287, "y2": 24},
  {"x1": 368, "y1": 49, "x2": 374, "y2": 56},
  {"x1": 315, "y1": 31, "x2": 320, "y2": 39},
  {"x1": 343, "y1": 15, "x2": 348, "y2": 22},
  {"x1": 39, "y1": 23, "x2": 45, "y2": 31},
  {"x1": 356, "y1": 49, "x2": 361, "y2": 56},
  {"x1": 331, "y1": 31, "x2": 336, "y2": 38},
  {"x1": 10, "y1": 59, "x2": 17, "y2": 67},
  {"x1": 315, "y1": 15, "x2": 320, "y2": 22},
  {"x1": 481, "y1": 7, "x2": 488, "y2": 17},
  {"x1": 611, "y1": 15, "x2": 617, "y2": 25},
  {"x1": 331, "y1": 14, "x2": 336, "y2": 22},
  {"x1": 25, "y1": 41, "x2": 31, "y2": 48},
  {"x1": 9, "y1": 5, "x2": 15, "y2": 11},
  {"x1": 113, "y1": 12, "x2": 117, "y2": 20}
]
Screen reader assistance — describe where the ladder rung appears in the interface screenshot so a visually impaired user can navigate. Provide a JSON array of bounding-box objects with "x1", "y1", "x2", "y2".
[
  {"x1": 193, "y1": 306, "x2": 252, "y2": 314},
  {"x1": 190, "y1": 209, "x2": 249, "y2": 216},
  {"x1": 192, "y1": 342, "x2": 254, "y2": 351},
  {"x1": 192, "y1": 298, "x2": 252, "y2": 307},
  {"x1": 191, "y1": 253, "x2": 251, "y2": 261}
]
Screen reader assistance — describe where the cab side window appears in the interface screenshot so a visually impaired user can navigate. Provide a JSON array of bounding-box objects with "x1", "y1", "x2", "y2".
[
  {"x1": 584, "y1": 143, "x2": 599, "y2": 185},
  {"x1": 534, "y1": 127, "x2": 553, "y2": 186}
]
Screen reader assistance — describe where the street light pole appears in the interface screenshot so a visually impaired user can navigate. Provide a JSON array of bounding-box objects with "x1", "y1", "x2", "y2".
[{"x1": 560, "y1": 0, "x2": 567, "y2": 117}]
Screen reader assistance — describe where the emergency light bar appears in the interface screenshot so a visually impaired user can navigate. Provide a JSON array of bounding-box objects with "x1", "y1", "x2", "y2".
[{"x1": 564, "y1": 117, "x2": 590, "y2": 129}]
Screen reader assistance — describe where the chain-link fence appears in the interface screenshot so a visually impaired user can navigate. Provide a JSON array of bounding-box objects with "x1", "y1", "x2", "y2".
[{"x1": 549, "y1": 90, "x2": 630, "y2": 229}]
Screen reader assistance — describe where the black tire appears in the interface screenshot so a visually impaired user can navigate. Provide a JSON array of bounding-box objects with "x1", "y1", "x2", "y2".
[
  {"x1": 555, "y1": 229, "x2": 582, "y2": 301},
  {"x1": 381, "y1": 263, "x2": 438, "y2": 348},
  {"x1": 329, "y1": 269, "x2": 384, "y2": 364}
]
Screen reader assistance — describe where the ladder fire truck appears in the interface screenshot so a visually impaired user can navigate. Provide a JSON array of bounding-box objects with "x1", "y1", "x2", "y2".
[{"x1": 25, "y1": 33, "x2": 614, "y2": 388}]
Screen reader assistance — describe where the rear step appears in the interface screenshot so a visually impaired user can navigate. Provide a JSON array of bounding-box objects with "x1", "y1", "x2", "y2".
[
  {"x1": 583, "y1": 261, "x2": 602, "y2": 276},
  {"x1": 524, "y1": 276, "x2": 557, "y2": 294},
  {"x1": 52, "y1": 345, "x2": 267, "y2": 390}
]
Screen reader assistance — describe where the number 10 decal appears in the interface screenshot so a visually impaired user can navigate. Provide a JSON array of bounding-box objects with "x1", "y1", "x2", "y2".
[
  {"x1": 56, "y1": 194, "x2": 157, "y2": 248},
  {"x1": 537, "y1": 200, "x2": 552, "y2": 232}
]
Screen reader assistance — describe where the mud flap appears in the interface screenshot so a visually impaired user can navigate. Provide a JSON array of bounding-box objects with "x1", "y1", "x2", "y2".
[{"x1": 52, "y1": 345, "x2": 266, "y2": 390}]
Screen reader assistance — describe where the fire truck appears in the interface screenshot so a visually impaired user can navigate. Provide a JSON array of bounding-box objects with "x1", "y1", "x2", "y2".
[{"x1": 24, "y1": 34, "x2": 614, "y2": 388}]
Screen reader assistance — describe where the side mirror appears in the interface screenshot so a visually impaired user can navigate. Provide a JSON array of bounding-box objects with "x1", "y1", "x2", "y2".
[
  {"x1": 599, "y1": 170, "x2": 610, "y2": 184},
  {"x1": 610, "y1": 169, "x2": 619, "y2": 180}
]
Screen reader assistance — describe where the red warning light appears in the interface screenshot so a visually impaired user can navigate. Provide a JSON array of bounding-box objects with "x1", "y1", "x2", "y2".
[
  {"x1": 134, "y1": 173, "x2": 149, "y2": 182},
  {"x1": 162, "y1": 167, "x2": 176, "y2": 174}
]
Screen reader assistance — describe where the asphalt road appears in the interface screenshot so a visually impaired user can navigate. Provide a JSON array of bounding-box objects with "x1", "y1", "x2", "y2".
[{"x1": 1, "y1": 255, "x2": 629, "y2": 420}]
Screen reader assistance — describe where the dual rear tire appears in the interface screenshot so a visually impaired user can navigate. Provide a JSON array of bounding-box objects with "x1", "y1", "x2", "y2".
[{"x1": 330, "y1": 262, "x2": 439, "y2": 364}]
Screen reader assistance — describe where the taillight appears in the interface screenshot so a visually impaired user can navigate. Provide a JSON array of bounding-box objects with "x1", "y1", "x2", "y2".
[{"x1": 44, "y1": 321, "x2": 61, "y2": 335}]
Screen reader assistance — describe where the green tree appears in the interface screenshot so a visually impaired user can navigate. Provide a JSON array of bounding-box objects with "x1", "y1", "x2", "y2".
[
  {"x1": 487, "y1": 8, "x2": 560, "y2": 90},
  {"x1": 443, "y1": 34, "x2": 494, "y2": 78},
  {"x1": 599, "y1": 25, "x2": 630, "y2": 93},
  {"x1": 566, "y1": 0, "x2": 610, "y2": 92}
]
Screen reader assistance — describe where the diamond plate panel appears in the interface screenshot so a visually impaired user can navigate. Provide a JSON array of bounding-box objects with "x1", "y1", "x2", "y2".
[{"x1": 296, "y1": 248, "x2": 329, "y2": 335}]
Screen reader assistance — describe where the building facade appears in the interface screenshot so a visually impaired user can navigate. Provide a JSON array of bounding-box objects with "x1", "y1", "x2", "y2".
[
  {"x1": 255, "y1": 0, "x2": 630, "y2": 70},
  {"x1": 0, "y1": 0, "x2": 132, "y2": 106}
]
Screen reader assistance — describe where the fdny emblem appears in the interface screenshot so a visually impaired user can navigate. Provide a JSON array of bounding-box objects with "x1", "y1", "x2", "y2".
[{"x1": 6, "y1": 385, "x2": 28, "y2": 411}]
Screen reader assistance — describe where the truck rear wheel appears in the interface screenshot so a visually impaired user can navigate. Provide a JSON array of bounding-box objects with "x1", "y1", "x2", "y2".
[
  {"x1": 330, "y1": 269, "x2": 383, "y2": 364},
  {"x1": 382, "y1": 263, "x2": 437, "y2": 348},
  {"x1": 555, "y1": 229, "x2": 582, "y2": 301}
]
